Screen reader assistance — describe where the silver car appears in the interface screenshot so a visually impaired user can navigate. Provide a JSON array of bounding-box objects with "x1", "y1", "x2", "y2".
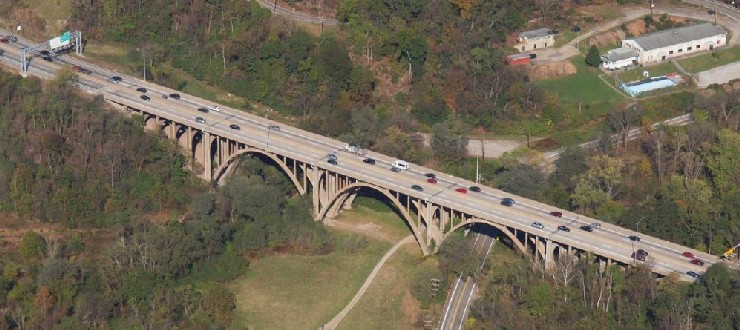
[
  {"x1": 195, "y1": 117, "x2": 206, "y2": 124},
  {"x1": 531, "y1": 222, "x2": 544, "y2": 229}
]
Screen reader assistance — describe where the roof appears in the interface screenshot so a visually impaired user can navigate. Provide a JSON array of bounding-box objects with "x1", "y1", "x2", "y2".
[
  {"x1": 520, "y1": 28, "x2": 552, "y2": 40},
  {"x1": 601, "y1": 48, "x2": 639, "y2": 62},
  {"x1": 506, "y1": 53, "x2": 531, "y2": 60},
  {"x1": 626, "y1": 23, "x2": 726, "y2": 51}
]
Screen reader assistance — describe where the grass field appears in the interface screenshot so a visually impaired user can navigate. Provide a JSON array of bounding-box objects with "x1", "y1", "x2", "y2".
[
  {"x1": 615, "y1": 61, "x2": 680, "y2": 82},
  {"x1": 537, "y1": 56, "x2": 625, "y2": 106},
  {"x1": 677, "y1": 45, "x2": 740, "y2": 73},
  {"x1": 230, "y1": 235, "x2": 391, "y2": 329},
  {"x1": 338, "y1": 244, "x2": 432, "y2": 330}
]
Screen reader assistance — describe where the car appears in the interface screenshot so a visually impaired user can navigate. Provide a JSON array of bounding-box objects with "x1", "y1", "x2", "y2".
[
  {"x1": 411, "y1": 185, "x2": 423, "y2": 192},
  {"x1": 686, "y1": 271, "x2": 700, "y2": 279},
  {"x1": 549, "y1": 211, "x2": 563, "y2": 218},
  {"x1": 40, "y1": 50, "x2": 50, "y2": 56},
  {"x1": 168, "y1": 93, "x2": 180, "y2": 99},
  {"x1": 469, "y1": 186, "x2": 481, "y2": 192},
  {"x1": 7, "y1": 36, "x2": 17, "y2": 42},
  {"x1": 427, "y1": 178, "x2": 437, "y2": 184},
  {"x1": 140, "y1": 95, "x2": 150, "y2": 101},
  {"x1": 42, "y1": 56, "x2": 53, "y2": 62},
  {"x1": 327, "y1": 153, "x2": 337, "y2": 160},
  {"x1": 391, "y1": 167, "x2": 401, "y2": 173},
  {"x1": 161, "y1": 94, "x2": 168, "y2": 99},
  {"x1": 363, "y1": 158, "x2": 376, "y2": 165},
  {"x1": 424, "y1": 173, "x2": 436, "y2": 179},
  {"x1": 501, "y1": 198, "x2": 515, "y2": 206},
  {"x1": 210, "y1": 105, "x2": 221, "y2": 111},
  {"x1": 628, "y1": 235, "x2": 641, "y2": 242},
  {"x1": 79, "y1": 68, "x2": 92, "y2": 74},
  {"x1": 529, "y1": 53, "x2": 537, "y2": 59},
  {"x1": 531, "y1": 222, "x2": 544, "y2": 229},
  {"x1": 195, "y1": 116, "x2": 206, "y2": 124},
  {"x1": 455, "y1": 187, "x2": 468, "y2": 194},
  {"x1": 682, "y1": 251, "x2": 695, "y2": 258},
  {"x1": 111, "y1": 76, "x2": 122, "y2": 83},
  {"x1": 72, "y1": 65, "x2": 81, "y2": 72},
  {"x1": 557, "y1": 225, "x2": 570, "y2": 232},
  {"x1": 197, "y1": 107, "x2": 209, "y2": 113},
  {"x1": 268, "y1": 125, "x2": 281, "y2": 131},
  {"x1": 571, "y1": 26, "x2": 581, "y2": 32},
  {"x1": 580, "y1": 225, "x2": 593, "y2": 232},
  {"x1": 591, "y1": 223, "x2": 602, "y2": 229},
  {"x1": 136, "y1": 87, "x2": 147, "y2": 93},
  {"x1": 632, "y1": 249, "x2": 649, "y2": 261},
  {"x1": 690, "y1": 259, "x2": 705, "y2": 266},
  {"x1": 327, "y1": 158, "x2": 338, "y2": 165},
  {"x1": 708, "y1": 9, "x2": 716, "y2": 15},
  {"x1": 0, "y1": 38, "x2": 8, "y2": 44},
  {"x1": 550, "y1": 30, "x2": 559, "y2": 34},
  {"x1": 229, "y1": 124, "x2": 240, "y2": 130}
]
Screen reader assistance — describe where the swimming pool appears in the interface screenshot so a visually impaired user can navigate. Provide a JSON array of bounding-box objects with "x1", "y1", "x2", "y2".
[{"x1": 621, "y1": 76, "x2": 678, "y2": 97}]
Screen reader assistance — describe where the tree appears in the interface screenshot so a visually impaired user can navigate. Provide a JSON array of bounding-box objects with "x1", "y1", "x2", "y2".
[
  {"x1": 607, "y1": 106, "x2": 641, "y2": 150},
  {"x1": 571, "y1": 155, "x2": 624, "y2": 212},
  {"x1": 19, "y1": 230, "x2": 46, "y2": 260},
  {"x1": 585, "y1": 45, "x2": 601, "y2": 67},
  {"x1": 203, "y1": 285, "x2": 236, "y2": 327},
  {"x1": 706, "y1": 129, "x2": 740, "y2": 196},
  {"x1": 430, "y1": 120, "x2": 469, "y2": 164}
]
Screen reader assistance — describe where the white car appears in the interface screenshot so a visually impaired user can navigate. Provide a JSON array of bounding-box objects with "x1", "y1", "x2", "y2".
[{"x1": 210, "y1": 105, "x2": 221, "y2": 111}]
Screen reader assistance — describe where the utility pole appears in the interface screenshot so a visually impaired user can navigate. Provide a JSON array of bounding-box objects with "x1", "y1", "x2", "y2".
[{"x1": 649, "y1": 0, "x2": 654, "y2": 16}]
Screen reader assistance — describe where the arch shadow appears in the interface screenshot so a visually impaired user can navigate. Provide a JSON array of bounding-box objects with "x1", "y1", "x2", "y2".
[{"x1": 213, "y1": 147, "x2": 305, "y2": 195}]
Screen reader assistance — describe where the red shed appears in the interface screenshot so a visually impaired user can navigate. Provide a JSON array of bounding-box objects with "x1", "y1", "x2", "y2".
[{"x1": 505, "y1": 53, "x2": 531, "y2": 66}]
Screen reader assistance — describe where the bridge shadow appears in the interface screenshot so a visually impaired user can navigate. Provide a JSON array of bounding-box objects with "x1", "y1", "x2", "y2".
[{"x1": 349, "y1": 188, "x2": 415, "y2": 237}]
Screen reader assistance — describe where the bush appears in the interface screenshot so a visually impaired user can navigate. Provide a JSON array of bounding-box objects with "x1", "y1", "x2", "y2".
[{"x1": 585, "y1": 45, "x2": 601, "y2": 67}]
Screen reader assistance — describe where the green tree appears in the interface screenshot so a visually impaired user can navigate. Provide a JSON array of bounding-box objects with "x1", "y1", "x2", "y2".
[
  {"x1": 585, "y1": 45, "x2": 601, "y2": 67},
  {"x1": 19, "y1": 231, "x2": 46, "y2": 260},
  {"x1": 203, "y1": 284, "x2": 236, "y2": 327},
  {"x1": 706, "y1": 129, "x2": 740, "y2": 195},
  {"x1": 430, "y1": 120, "x2": 469, "y2": 164},
  {"x1": 571, "y1": 155, "x2": 624, "y2": 212}
]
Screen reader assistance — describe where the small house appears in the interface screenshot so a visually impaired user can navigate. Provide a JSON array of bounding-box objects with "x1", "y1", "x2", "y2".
[
  {"x1": 601, "y1": 48, "x2": 639, "y2": 70},
  {"x1": 517, "y1": 28, "x2": 554, "y2": 52}
]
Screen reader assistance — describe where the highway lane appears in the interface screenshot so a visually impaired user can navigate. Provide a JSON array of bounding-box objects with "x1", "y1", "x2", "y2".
[{"x1": 0, "y1": 38, "x2": 717, "y2": 280}]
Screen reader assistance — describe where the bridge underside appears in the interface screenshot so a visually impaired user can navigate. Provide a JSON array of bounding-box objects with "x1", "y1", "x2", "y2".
[{"x1": 115, "y1": 99, "x2": 659, "y2": 277}]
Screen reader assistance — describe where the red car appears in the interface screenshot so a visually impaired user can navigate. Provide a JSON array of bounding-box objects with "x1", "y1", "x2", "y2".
[
  {"x1": 690, "y1": 259, "x2": 704, "y2": 266},
  {"x1": 549, "y1": 211, "x2": 563, "y2": 217},
  {"x1": 455, "y1": 187, "x2": 467, "y2": 194},
  {"x1": 426, "y1": 178, "x2": 437, "y2": 184},
  {"x1": 682, "y1": 252, "x2": 694, "y2": 258},
  {"x1": 0, "y1": 38, "x2": 8, "y2": 44}
]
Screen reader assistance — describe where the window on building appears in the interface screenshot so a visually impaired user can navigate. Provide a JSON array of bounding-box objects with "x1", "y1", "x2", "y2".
[
  {"x1": 678, "y1": 49, "x2": 683, "y2": 53},
  {"x1": 697, "y1": 45, "x2": 701, "y2": 49},
  {"x1": 688, "y1": 46, "x2": 692, "y2": 51},
  {"x1": 717, "y1": 40, "x2": 720, "y2": 44},
  {"x1": 669, "y1": 51, "x2": 674, "y2": 55}
]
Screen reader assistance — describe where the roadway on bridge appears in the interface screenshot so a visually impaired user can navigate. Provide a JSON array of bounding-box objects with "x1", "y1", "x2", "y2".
[{"x1": 0, "y1": 35, "x2": 719, "y2": 281}]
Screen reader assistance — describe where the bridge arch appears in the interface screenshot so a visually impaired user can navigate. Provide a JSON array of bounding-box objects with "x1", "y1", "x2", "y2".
[
  {"x1": 213, "y1": 147, "x2": 306, "y2": 195},
  {"x1": 445, "y1": 220, "x2": 528, "y2": 256},
  {"x1": 319, "y1": 182, "x2": 429, "y2": 255}
]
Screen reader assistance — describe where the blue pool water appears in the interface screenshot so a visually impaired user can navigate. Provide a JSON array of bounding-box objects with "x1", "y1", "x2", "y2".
[{"x1": 621, "y1": 76, "x2": 677, "y2": 97}]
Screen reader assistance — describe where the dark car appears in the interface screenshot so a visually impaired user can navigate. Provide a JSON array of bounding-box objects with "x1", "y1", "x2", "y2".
[
  {"x1": 363, "y1": 158, "x2": 376, "y2": 165},
  {"x1": 140, "y1": 95, "x2": 150, "y2": 101},
  {"x1": 327, "y1": 158, "x2": 338, "y2": 165},
  {"x1": 708, "y1": 10, "x2": 716, "y2": 15},
  {"x1": 111, "y1": 76, "x2": 122, "y2": 83},
  {"x1": 197, "y1": 107, "x2": 209, "y2": 113},
  {"x1": 690, "y1": 259, "x2": 705, "y2": 266},
  {"x1": 229, "y1": 124, "x2": 240, "y2": 130},
  {"x1": 7, "y1": 36, "x2": 17, "y2": 42},
  {"x1": 557, "y1": 225, "x2": 570, "y2": 232},
  {"x1": 79, "y1": 68, "x2": 91, "y2": 74},
  {"x1": 40, "y1": 50, "x2": 50, "y2": 56},
  {"x1": 424, "y1": 173, "x2": 436, "y2": 179},
  {"x1": 168, "y1": 93, "x2": 181, "y2": 99},
  {"x1": 327, "y1": 153, "x2": 337, "y2": 160},
  {"x1": 549, "y1": 211, "x2": 563, "y2": 218},
  {"x1": 427, "y1": 178, "x2": 437, "y2": 184},
  {"x1": 391, "y1": 167, "x2": 401, "y2": 173},
  {"x1": 268, "y1": 125, "x2": 281, "y2": 131},
  {"x1": 42, "y1": 56, "x2": 53, "y2": 62},
  {"x1": 628, "y1": 235, "x2": 641, "y2": 242},
  {"x1": 529, "y1": 53, "x2": 537, "y2": 59},
  {"x1": 571, "y1": 26, "x2": 581, "y2": 32},
  {"x1": 686, "y1": 271, "x2": 700, "y2": 279},
  {"x1": 469, "y1": 186, "x2": 481, "y2": 193},
  {"x1": 501, "y1": 198, "x2": 515, "y2": 206},
  {"x1": 411, "y1": 185, "x2": 423, "y2": 192},
  {"x1": 136, "y1": 87, "x2": 147, "y2": 93},
  {"x1": 632, "y1": 249, "x2": 649, "y2": 261},
  {"x1": 580, "y1": 225, "x2": 593, "y2": 232}
]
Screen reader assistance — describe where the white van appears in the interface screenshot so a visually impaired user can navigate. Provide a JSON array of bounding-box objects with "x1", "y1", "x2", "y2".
[{"x1": 392, "y1": 160, "x2": 410, "y2": 171}]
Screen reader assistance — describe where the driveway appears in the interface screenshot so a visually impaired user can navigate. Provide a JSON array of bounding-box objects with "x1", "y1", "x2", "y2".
[
  {"x1": 696, "y1": 61, "x2": 740, "y2": 87},
  {"x1": 531, "y1": 3, "x2": 740, "y2": 65}
]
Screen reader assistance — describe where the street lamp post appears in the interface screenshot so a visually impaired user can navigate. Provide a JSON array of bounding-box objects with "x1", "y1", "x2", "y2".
[
  {"x1": 265, "y1": 113, "x2": 270, "y2": 148},
  {"x1": 136, "y1": 48, "x2": 146, "y2": 81},
  {"x1": 632, "y1": 216, "x2": 646, "y2": 264}
]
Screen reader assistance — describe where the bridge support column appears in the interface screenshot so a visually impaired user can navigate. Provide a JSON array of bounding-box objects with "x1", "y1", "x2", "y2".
[
  {"x1": 545, "y1": 239, "x2": 555, "y2": 270},
  {"x1": 202, "y1": 131, "x2": 213, "y2": 181},
  {"x1": 342, "y1": 191, "x2": 357, "y2": 210}
]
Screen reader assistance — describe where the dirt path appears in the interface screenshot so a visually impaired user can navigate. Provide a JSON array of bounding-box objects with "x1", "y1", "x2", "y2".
[
  {"x1": 321, "y1": 235, "x2": 415, "y2": 330},
  {"x1": 533, "y1": 4, "x2": 740, "y2": 65}
]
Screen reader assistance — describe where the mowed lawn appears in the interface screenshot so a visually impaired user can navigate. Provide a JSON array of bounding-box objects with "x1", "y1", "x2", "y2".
[
  {"x1": 230, "y1": 236, "x2": 391, "y2": 330},
  {"x1": 339, "y1": 244, "x2": 432, "y2": 330},
  {"x1": 615, "y1": 61, "x2": 680, "y2": 82},
  {"x1": 536, "y1": 56, "x2": 624, "y2": 106},
  {"x1": 678, "y1": 45, "x2": 740, "y2": 73}
]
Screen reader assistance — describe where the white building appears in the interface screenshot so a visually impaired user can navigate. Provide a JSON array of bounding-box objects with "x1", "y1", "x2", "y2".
[
  {"x1": 517, "y1": 28, "x2": 554, "y2": 52},
  {"x1": 601, "y1": 48, "x2": 639, "y2": 70},
  {"x1": 622, "y1": 23, "x2": 727, "y2": 65}
]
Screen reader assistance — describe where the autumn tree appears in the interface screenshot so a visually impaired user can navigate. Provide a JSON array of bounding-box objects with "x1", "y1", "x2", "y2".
[{"x1": 19, "y1": 231, "x2": 46, "y2": 260}]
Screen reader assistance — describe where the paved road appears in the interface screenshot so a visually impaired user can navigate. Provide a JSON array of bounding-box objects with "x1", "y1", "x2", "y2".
[
  {"x1": 532, "y1": 3, "x2": 740, "y2": 65},
  {"x1": 0, "y1": 34, "x2": 719, "y2": 282},
  {"x1": 696, "y1": 60, "x2": 740, "y2": 86},
  {"x1": 255, "y1": 0, "x2": 338, "y2": 26}
]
